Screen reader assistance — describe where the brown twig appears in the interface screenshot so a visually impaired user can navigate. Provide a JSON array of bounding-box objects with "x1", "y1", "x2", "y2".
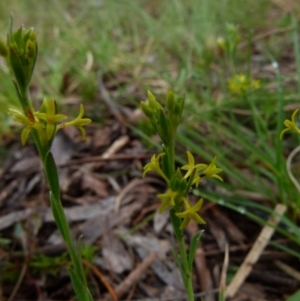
[
  {"x1": 98, "y1": 74, "x2": 125, "y2": 125},
  {"x1": 275, "y1": 260, "x2": 300, "y2": 282},
  {"x1": 114, "y1": 252, "x2": 157, "y2": 299},
  {"x1": 226, "y1": 204, "x2": 287, "y2": 298},
  {"x1": 83, "y1": 259, "x2": 118, "y2": 301},
  {"x1": 7, "y1": 262, "x2": 28, "y2": 301}
]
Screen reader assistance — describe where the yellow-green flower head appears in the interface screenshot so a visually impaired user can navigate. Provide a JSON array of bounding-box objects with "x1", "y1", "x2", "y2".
[
  {"x1": 140, "y1": 90, "x2": 162, "y2": 118},
  {"x1": 142, "y1": 153, "x2": 169, "y2": 182},
  {"x1": 147, "y1": 90, "x2": 160, "y2": 110},
  {"x1": 181, "y1": 151, "x2": 207, "y2": 179},
  {"x1": 8, "y1": 108, "x2": 44, "y2": 145},
  {"x1": 175, "y1": 198, "x2": 206, "y2": 229},
  {"x1": 228, "y1": 73, "x2": 260, "y2": 95},
  {"x1": 35, "y1": 97, "x2": 67, "y2": 140},
  {"x1": 280, "y1": 109, "x2": 300, "y2": 139},
  {"x1": 57, "y1": 104, "x2": 91, "y2": 140},
  {"x1": 193, "y1": 156, "x2": 223, "y2": 187},
  {"x1": 7, "y1": 16, "x2": 38, "y2": 90},
  {"x1": 157, "y1": 188, "x2": 178, "y2": 213},
  {"x1": 216, "y1": 37, "x2": 225, "y2": 50}
]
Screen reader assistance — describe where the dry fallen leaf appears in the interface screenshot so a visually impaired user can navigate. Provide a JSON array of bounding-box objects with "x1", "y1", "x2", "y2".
[{"x1": 102, "y1": 232, "x2": 133, "y2": 274}]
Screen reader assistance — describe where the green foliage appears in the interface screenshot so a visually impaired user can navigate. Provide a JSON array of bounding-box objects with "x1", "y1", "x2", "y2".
[
  {"x1": 30, "y1": 253, "x2": 69, "y2": 276},
  {"x1": 69, "y1": 268, "x2": 94, "y2": 301},
  {"x1": 0, "y1": 0, "x2": 271, "y2": 107},
  {"x1": 81, "y1": 244, "x2": 98, "y2": 264},
  {"x1": 286, "y1": 289, "x2": 300, "y2": 301},
  {"x1": 188, "y1": 231, "x2": 203, "y2": 271}
]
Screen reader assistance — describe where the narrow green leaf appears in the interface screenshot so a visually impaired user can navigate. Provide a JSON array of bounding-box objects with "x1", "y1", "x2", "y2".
[
  {"x1": 170, "y1": 168, "x2": 182, "y2": 191},
  {"x1": 45, "y1": 151, "x2": 60, "y2": 201},
  {"x1": 12, "y1": 80, "x2": 26, "y2": 110},
  {"x1": 161, "y1": 146, "x2": 170, "y2": 178},
  {"x1": 166, "y1": 90, "x2": 175, "y2": 112},
  {"x1": 69, "y1": 268, "x2": 93, "y2": 301},
  {"x1": 188, "y1": 231, "x2": 203, "y2": 271},
  {"x1": 218, "y1": 289, "x2": 225, "y2": 301},
  {"x1": 158, "y1": 108, "x2": 169, "y2": 142},
  {"x1": 75, "y1": 236, "x2": 88, "y2": 286},
  {"x1": 171, "y1": 248, "x2": 186, "y2": 287},
  {"x1": 50, "y1": 192, "x2": 66, "y2": 241},
  {"x1": 9, "y1": 47, "x2": 26, "y2": 89},
  {"x1": 269, "y1": 241, "x2": 300, "y2": 259},
  {"x1": 169, "y1": 208, "x2": 183, "y2": 241},
  {"x1": 285, "y1": 289, "x2": 300, "y2": 301}
]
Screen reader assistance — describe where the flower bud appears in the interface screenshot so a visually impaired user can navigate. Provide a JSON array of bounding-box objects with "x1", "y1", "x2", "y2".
[
  {"x1": 7, "y1": 17, "x2": 38, "y2": 91},
  {"x1": 26, "y1": 39, "x2": 37, "y2": 60},
  {"x1": 140, "y1": 101, "x2": 153, "y2": 119},
  {"x1": 0, "y1": 39, "x2": 8, "y2": 57},
  {"x1": 147, "y1": 90, "x2": 157, "y2": 109},
  {"x1": 166, "y1": 90, "x2": 175, "y2": 112}
]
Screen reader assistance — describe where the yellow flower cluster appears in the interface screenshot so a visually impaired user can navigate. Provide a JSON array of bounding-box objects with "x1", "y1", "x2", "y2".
[
  {"x1": 8, "y1": 97, "x2": 91, "y2": 145},
  {"x1": 181, "y1": 151, "x2": 223, "y2": 186},
  {"x1": 143, "y1": 150, "x2": 223, "y2": 229},
  {"x1": 228, "y1": 73, "x2": 260, "y2": 95}
]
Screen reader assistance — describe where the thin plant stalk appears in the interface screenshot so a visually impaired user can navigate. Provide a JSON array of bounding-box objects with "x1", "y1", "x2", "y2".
[
  {"x1": 141, "y1": 91, "x2": 222, "y2": 301},
  {"x1": 1, "y1": 17, "x2": 94, "y2": 301}
]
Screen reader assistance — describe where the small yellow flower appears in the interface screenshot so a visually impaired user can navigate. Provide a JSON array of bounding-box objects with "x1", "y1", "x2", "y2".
[
  {"x1": 280, "y1": 109, "x2": 300, "y2": 139},
  {"x1": 175, "y1": 198, "x2": 206, "y2": 229},
  {"x1": 58, "y1": 104, "x2": 91, "y2": 140},
  {"x1": 193, "y1": 157, "x2": 223, "y2": 187},
  {"x1": 181, "y1": 151, "x2": 207, "y2": 179},
  {"x1": 8, "y1": 108, "x2": 44, "y2": 145},
  {"x1": 228, "y1": 73, "x2": 260, "y2": 95},
  {"x1": 35, "y1": 97, "x2": 67, "y2": 140},
  {"x1": 157, "y1": 188, "x2": 178, "y2": 213},
  {"x1": 216, "y1": 37, "x2": 225, "y2": 49},
  {"x1": 142, "y1": 153, "x2": 169, "y2": 182}
]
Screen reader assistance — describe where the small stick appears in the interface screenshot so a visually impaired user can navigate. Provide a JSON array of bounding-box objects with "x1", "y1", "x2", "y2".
[
  {"x1": 114, "y1": 252, "x2": 156, "y2": 299},
  {"x1": 226, "y1": 204, "x2": 287, "y2": 298},
  {"x1": 98, "y1": 74, "x2": 125, "y2": 125},
  {"x1": 83, "y1": 259, "x2": 118, "y2": 301},
  {"x1": 219, "y1": 243, "x2": 229, "y2": 299},
  {"x1": 275, "y1": 260, "x2": 300, "y2": 282},
  {"x1": 7, "y1": 262, "x2": 28, "y2": 301}
]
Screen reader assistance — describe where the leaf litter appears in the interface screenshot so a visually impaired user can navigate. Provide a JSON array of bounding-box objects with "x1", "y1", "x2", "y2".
[{"x1": 0, "y1": 52, "x2": 299, "y2": 301}]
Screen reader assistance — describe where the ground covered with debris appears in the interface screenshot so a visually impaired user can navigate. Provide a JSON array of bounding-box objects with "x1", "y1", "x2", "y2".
[{"x1": 0, "y1": 80, "x2": 299, "y2": 301}]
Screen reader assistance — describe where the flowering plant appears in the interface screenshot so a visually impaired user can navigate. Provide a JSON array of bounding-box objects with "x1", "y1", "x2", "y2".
[
  {"x1": 0, "y1": 16, "x2": 93, "y2": 301},
  {"x1": 141, "y1": 91, "x2": 223, "y2": 301}
]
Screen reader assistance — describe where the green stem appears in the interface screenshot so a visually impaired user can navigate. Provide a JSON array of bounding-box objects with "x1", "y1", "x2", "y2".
[
  {"x1": 184, "y1": 169, "x2": 197, "y2": 196},
  {"x1": 274, "y1": 61, "x2": 285, "y2": 205},
  {"x1": 167, "y1": 134, "x2": 175, "y2": 177},
  {"x1": 21, "y1": 87, "x2": 91, "y2": 301},
  {"x1": 178, "y1": 235, "x2": 194, "y2": 301},
  {"x1": 165, "y1": 133, "x2": 194, "y2": 301},
  {"x1": 169, "y1": 210, "x2": 194, "y2": 301}
]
